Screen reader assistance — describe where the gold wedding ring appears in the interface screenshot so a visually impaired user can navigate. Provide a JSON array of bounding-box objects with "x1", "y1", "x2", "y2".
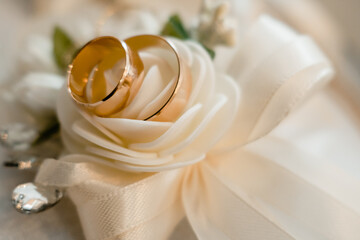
[
  {"x1": 123, "y1": 35, "x2": 192, "y2": 121},
  {"x1": 68, "y1": 36, "x2": 144, "y2": 117},
  {"x1": 68, "y1": 34, "x2": 191, "y2": 122}
]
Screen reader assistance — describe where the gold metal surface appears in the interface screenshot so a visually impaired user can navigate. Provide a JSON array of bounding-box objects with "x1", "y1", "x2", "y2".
[
  {"x1": 68, "y1": 36, "x2": 144, "y2": 117},
  {"x1": 124, "y1": 35, "x2": 192, "y2": 121}
]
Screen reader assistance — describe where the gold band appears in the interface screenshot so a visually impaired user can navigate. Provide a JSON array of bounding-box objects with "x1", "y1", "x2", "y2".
[
  {"x1": 124, "y1": 35, "x2": 192, "y2": 121},
  {"x1": 68, "y1": 35, "x2": 191, "y2": 122},
  {"x1": 68, "y1": 36, "x2": 144, "y2": 117}
]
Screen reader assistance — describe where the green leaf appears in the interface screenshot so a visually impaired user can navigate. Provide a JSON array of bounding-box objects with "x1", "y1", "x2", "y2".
[
  {"x1": 201, "y1": 44, "x2": 216, "y2": 59},
  {"x1": 161, "y1": 14, "x2": 190, "y2": 40},
  {"x1": 161, "y1": 14, "x2": 216, "y2": 59},
  {"x1": 53, "y1": 26, "x2": 76, "y2": 71}
]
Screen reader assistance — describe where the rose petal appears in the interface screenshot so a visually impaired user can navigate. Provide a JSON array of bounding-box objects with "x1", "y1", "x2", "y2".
[
  {"x1": 117, "y1": 65, "x2": 166, "y2": 119},
  {"x1": 185, "y1": 41, "x2": 215, "y2": 107},
  {"x1": 136, "y1": 76, "x2": 176, "y2": 120},
  {"x1": 111, "y1": 151, "x2": 205, "y2": 172},
  {"x1": 185, "y1": 53, "x2": 209, "y2": 108},
  {"x1": 189, "y1": 74, "x2": 241, "y2": 154},
  {"x1": 93, "y1": 117, "x2": 172, "y2": 143},
  {"x1": 72, "y1": 119, "x2": 157, "y2": 159},
  {"x1": 159, "y1": 94, "x2": 228, "y2": 156},
  {"x1": 168, "y1": 38, "x2": 194, "y2": 66},
  {"x1": 86, "y1": 146, "x2": 174, "y2": 166},
  {"x1": 129, "y1": 103, "x2": 203, "y2": 151},
  {"x1": 114, "y1": 52, "x2": 174, "y2": 119}
]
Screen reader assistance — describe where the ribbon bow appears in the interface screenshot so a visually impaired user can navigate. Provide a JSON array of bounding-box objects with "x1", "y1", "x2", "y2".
[{"x1": 34, "y1": 16, "x2": 360, "y2": 240}]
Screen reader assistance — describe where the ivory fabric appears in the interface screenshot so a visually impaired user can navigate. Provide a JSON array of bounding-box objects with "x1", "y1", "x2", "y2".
[
  {"x1": 217, "y1": 15, "x2": 333, "y2": 148},
  {"x1": 32, "y1": 13, "x2": 358, "y2": 240}
]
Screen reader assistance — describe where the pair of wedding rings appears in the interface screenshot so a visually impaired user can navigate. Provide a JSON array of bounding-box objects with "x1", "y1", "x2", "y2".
[{"x1": 67, "y1": 35, "x2": 191, "y2": 122}]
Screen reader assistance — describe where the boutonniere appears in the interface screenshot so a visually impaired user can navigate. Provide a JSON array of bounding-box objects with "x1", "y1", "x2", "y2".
[{"x1": 5, "y1": 1, "x2": 354, "y2": 240}]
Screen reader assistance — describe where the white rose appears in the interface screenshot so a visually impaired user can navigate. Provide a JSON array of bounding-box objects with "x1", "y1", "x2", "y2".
[{"x1": 58, "y1": 38, "x2": 241, "y2": 172}]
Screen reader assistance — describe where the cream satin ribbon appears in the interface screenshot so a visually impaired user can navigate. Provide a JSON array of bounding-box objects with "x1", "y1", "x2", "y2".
[{"x1": 33, "y1": 15, "x2": 360, "y2": 240}]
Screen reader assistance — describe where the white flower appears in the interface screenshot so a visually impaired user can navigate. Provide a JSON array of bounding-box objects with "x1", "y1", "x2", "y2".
[
  {"x1": 13, "y1": 72, "x2": 64, "y2": 115},
  {"x1": 58, "y1": 39, "x2": 241, "y2": 172},
  {"x1": 20, "y1": 34, "x2": 58, "y2": 73}
]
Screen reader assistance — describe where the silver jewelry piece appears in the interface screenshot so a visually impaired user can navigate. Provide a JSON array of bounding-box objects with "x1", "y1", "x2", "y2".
[
  {"x1": 4, "y1": 155, "x2": 42, "y2": 170},
  {"x1": 12, "y1": 182, "x2": 63, "y2": 214}
]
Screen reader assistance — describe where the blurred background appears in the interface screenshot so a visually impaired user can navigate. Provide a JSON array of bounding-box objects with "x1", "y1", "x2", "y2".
[
  {"x1": 1, "y1": 0, "x2": 359, "y2": 83},
  {"x1": 318, "y1": 0, "x2": 360, "y2": 60}
]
